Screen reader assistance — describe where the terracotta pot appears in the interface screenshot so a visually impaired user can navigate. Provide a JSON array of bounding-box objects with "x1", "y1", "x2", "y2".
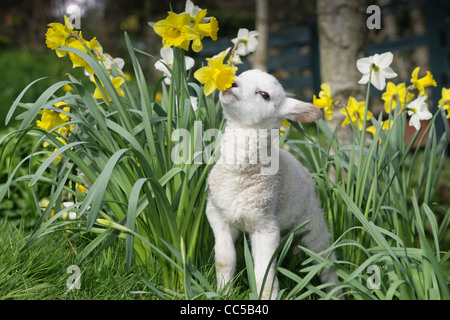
[{"x1": 404, "y1": 118, "x2": 450, "y2": 148}]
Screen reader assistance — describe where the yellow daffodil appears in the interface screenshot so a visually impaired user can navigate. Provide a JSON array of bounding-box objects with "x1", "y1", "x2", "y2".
[
  {"x1": 190, "y1": 9, "x2": 219, "y2": 52},
  {"x1": 281, "y1": 119, "x2": 290, "y2": 127},
  {"x1": 381, "y1": 82, "x2": 414, "y2": 113},
  {"x1": 340, "y1": 96, "x2": 373, "y2": 131},
  {"x1": 438, "y1": 87, "x2": 450, "y2": 119},
  {"x1": 92, "y1": 76, "x2": 125, "y2": 101},
  {"x1": 194, "y1": 52, "x2": 237, "y2": 96},
  {"x1": 63, "y1": 84, "x2": 74, "y2": 93},
  {"x1": 43, "y1": 136, "x2": 69, "y2": 162},
  {"x1": 381, "y1": 119, "x2": 394, "y2": 130},
  {"x1": 313, "y1": 83, "x2": 334, "y2": 120},
  {"x1": 410, "y1": 67, "x2": 437, "y2": 96},
  {"x1": 366, "y1": 126, "x2": 376, "y2": 138},
  {"x1": 45, "y1": 16, "x2": 105, "y2": 75},
  {"x1": 153, "y1": 6, "x2": 219, "y2": 53},
  {"x1": 76, "y1": 183, "x2": 87, "y2": 193},
  {"x1": 36, "y1": 101, "x2": 71, "y2": 133},
  {"x1": 68, "y1": 36, "x2": 104, "y2": 74},
  {"x1": 53, "y1": 137, "x2": 68, "y2": 162},
  {"x1": 124, "y1": 72, "x2": 132, "y2": 82},
  {"x1": 153, "y1": 12, "x2": 195, "y2": 51},
  {"x1": 367, "y1": 119, "x2": 393, "y2": 144},
  {"x1": 279, "y1": 119, "x2": 290, "y2": 134},
  {"x1": 45, "y1": 15, "x2": 76, "y2": 57}
]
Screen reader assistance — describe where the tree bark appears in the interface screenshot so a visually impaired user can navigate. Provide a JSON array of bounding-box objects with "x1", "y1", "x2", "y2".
[
  {"x1": 316, "y1": 0, "x2": 367, "y2": 146},
  {"x1": 251, "y1": 0, "x2": 269, "y2": 71}
]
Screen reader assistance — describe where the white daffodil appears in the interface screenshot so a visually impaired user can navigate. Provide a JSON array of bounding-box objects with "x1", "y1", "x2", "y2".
[
  {"x1": 184, "y1": 0, "x2": 210, "y2": 21},
  {"x1": 69, "y1": 211, "x2": 77, "y2": 220},
  {"x1": 83, "y1": 41, "x2": 124, "y2": 79},
  {"x1": 104, "y1": 55, "x2": 125, "y2": 73},
  {"x1": 212, "y1": 48, "x2": 243, "y2": 66},
  {"x1": 357, "y1": 51, "x2": 398, "y2": 90},
  {"x1": 184, "y1": 0, "x2": 212, "y2": 23},
  {"x1": 407, "y1": 94, "x2": 432, "y2": 130},
  {"x1": 62, "y1": 201, "x2": 77, "y2": 220},
  {"x1": 231, "y1": 28, "x2": 259, "y2": 56},
  {"x1": 184, "y1": 0, "x2": 201, "y2": 17},
  {"x1": 154, "y1": 47, "x2": 195, "y2": 85}
]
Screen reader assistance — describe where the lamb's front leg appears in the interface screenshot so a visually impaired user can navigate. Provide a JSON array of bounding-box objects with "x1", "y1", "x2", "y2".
[
  {"x1": 251, "y1": 226, "x2": 280, "y2": 300},
  {"x1": 206, "y1": 201, "x2": 239, "y2": 295},
  {"x1": 214, "y1": 225, "x2": 239, "y2": 294}
]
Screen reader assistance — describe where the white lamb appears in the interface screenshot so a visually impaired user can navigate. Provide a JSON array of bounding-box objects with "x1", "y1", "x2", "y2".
[{"x1": 206, "y1": 69, "x2": 339, "y2": 300}]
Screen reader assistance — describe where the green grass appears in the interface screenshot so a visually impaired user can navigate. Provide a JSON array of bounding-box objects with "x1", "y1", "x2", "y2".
[{"x1": 0, "y1": 218, "x2": 148, "y2": 300}]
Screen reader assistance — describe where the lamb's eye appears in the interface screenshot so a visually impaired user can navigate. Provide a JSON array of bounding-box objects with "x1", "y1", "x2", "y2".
[{"x1": 258, "y1": 91, "x2": 271, "y2": 101}]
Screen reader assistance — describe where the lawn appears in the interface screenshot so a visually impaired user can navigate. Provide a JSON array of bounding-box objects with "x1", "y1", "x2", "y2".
[{"x1": 0, "y1": 218, "x2": 148, "y2": 300}]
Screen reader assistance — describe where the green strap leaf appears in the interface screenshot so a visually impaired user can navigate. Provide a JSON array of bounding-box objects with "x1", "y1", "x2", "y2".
[
  {"x1": 18, "y1": 80, "x2": 72, "y2": 132},
  {"x1": 78, "y1": 148, "x2": 129, "y2": 230},
  {"x1": 5, "y1": 77, "x2": 48, "y2": 126},
  {"x1": 125, "y1": 178, "x2": 149, "y2": 270}
]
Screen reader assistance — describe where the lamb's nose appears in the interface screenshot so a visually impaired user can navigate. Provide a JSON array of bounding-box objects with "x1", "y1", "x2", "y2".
[{"x1": 231, "y1": 82, "x2": 238, "y2": 88}]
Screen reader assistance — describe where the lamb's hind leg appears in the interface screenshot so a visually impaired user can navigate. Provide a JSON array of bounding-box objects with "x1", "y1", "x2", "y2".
[
  {"x1": 297, "y1": 206, "x2": 339, "y2": 290},
  {"x1": 251, "y1": 225, "x2": 280, "y2": 300}
]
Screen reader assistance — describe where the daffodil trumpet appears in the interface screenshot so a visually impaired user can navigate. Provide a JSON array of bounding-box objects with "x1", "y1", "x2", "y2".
[
  {"x1": 313, "y1": 83, "x2": 334, "y2": 120},
  {"x1": 194, "y1": 52, "x2": 238, "y2": 96},
  {"x1": 438, "y1": 88, "x2": 450, "y2": 119}
]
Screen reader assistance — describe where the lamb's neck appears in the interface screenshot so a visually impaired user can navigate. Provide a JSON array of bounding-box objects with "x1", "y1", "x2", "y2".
[{"x1": 219, "y1": 124, "x2": 277, "y2": 168}]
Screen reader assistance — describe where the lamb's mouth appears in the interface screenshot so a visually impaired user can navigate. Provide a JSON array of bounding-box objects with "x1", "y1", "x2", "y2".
[{"x1": 221, "y1": 82, "x2": 239, "y2": 100}]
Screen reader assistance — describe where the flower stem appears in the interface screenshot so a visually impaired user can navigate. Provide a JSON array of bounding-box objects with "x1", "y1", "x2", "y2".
[
  {"x1": 226, "y1": 38, "x2": 244, "y2": 66},
  {"x1": 71, "y1": 32, "x2": 85, "y2": 44},
  {"x1": 355, "y1": 69, "x2": 371, "y2": 214},
  {"x1": 360, "y1": 70, "x2": 372, "y2": 143}
]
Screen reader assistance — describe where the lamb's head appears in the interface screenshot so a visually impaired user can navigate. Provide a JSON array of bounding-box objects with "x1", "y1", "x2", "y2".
[{"x1": 219, "y1": 69, "x2": 322, "y2": 129}]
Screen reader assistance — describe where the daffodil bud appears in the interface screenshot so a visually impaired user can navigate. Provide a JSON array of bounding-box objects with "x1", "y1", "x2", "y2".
[{"x1": 96, "y1": 219, "x2": 131, "y2": 233}]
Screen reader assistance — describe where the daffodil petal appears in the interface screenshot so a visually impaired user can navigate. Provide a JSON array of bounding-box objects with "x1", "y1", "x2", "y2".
[
  {"x1": 358, "y1": 73, "x2": 370, "y2": 85},
  {"x1": 381, "y1": 67, "x2": 398, "y2": 79},
  {"x1": 204, "y1": 80, "x2": 216, "y2": 96},
  {"x1": 356, "y1": 57, "x2": 372, "y2": 74},
  {"x1": 376, "y1": 51, "x2": 394, "y2": 68},
  {"x1": 371, "y1": 71, "x2": 386, "y2": 91}
]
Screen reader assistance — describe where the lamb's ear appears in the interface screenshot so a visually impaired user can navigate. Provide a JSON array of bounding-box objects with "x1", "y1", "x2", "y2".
[{"x1": 278, "y1": 98, "x2": 322, "y2": 123}]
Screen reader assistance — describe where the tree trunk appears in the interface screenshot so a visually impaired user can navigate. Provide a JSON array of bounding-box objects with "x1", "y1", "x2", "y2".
[
  {"x1": 316, "y1": 0, "x2": 367, "y2": 146},
  {"x1": 251, "y1": 0, "x2": 269, "y2": 71}
]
